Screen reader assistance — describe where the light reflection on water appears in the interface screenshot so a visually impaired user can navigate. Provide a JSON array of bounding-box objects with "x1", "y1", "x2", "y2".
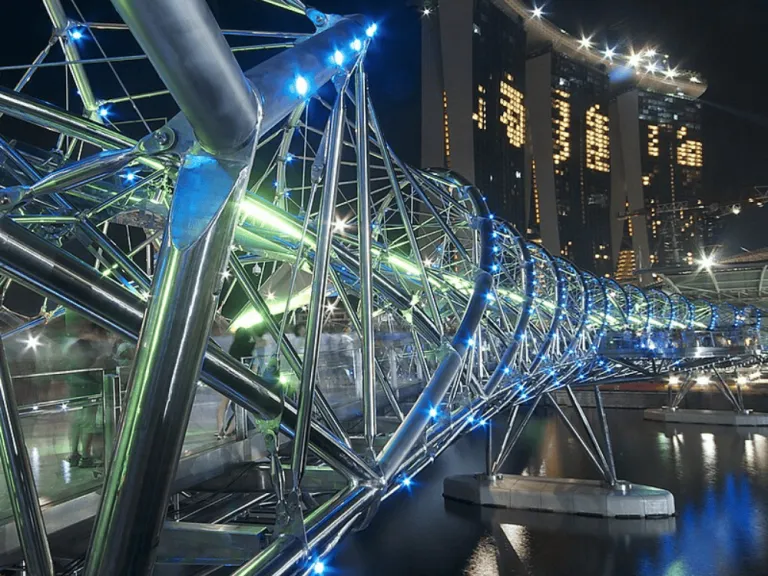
[{"x1": 337, "y1": 410, "x2": 768, "y2": 576}]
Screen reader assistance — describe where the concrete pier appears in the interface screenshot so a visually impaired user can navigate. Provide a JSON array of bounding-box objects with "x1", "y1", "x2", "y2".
[
  {"x1": 644, "y1": 408, "x2": 768, "y2": 426},
  {"x1": 443, "y1": 474, "x2": 675, "y2": 518}
]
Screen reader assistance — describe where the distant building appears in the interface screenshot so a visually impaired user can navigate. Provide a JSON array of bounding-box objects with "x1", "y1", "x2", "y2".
[
  {"x1": 526, "y1": 48, "x2": 613, "y2": 275},
  {"x1": 611, "y1": 89, "x2": 705, "y2": 272},
  {"x1": 421, "y1": 0, "x2": 528, "y2": 231},
  {"x1": 421, "y1": 0, "x2": 707, "y2": 281}
]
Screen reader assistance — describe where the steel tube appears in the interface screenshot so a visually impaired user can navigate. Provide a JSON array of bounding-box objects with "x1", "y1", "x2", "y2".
[
  {"x1": 0, "y1": 340, "x2": 54, "y2": 576},
  {"x1": 355, "y1": 63, "x2": 377, "y2": 447},
  {"x1": 566, "y1": 385, "x2": 613, "y2": 481},
  {"x1": 111, "y1": 0, "x2": 259, "y2": 152},
  {"x1": 42, "y1": 0, "x2": 99, "y2": 116},
  {"x1": 592, "y1": 385, "x2": 617, "y2": 484},
  {"x1": 291, "y1": 81, "x2": 348, "y2": 485},
  {"x1": 493, "y1": 395, "x2": 541, "y2": 474}
]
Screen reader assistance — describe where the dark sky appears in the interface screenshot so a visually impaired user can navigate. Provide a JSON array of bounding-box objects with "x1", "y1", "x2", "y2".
[{"x1": 4, "y1": 0, "x2": 768, "y2": 203}]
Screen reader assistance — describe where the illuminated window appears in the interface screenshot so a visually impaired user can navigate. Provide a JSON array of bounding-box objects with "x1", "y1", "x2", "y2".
[
  {"x1": 500, "y1": 74, "x2": 525, "y2": 148},
  {"x1": 552, "y1": 89, "x2": 570, "y2": 165},
  {"x1": 473, "y1": 85, "x2": 487, "y2": 130},
  {"x1": 532, "y1": 160, "x2": 540, "y2": 224},
  {"x1": 585, "y1": 104, "x2": 609, "y2": 172},
  {"x1": 443, "y1": 91, "x2": 451, "y2": 167},
  {"x1": 676, "y1": 126, "x2": 703, "y2": 167},
  {"x1": 647, "y1": 125, "x2": 659, "y2": 157}
]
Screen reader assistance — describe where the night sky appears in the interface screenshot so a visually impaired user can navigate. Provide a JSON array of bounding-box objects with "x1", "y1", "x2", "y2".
[{"x1": 3, "y1": 0, "x2": 767, "y2": 203}]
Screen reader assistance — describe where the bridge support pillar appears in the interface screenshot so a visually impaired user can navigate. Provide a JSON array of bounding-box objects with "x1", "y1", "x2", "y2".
[{"x1": 444, "y1": 391, "x2": 675, "y2": 518}]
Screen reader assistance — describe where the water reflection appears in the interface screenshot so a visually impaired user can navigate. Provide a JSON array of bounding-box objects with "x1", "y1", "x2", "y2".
[
  {"x1": 336, "y1": 409, "x2": 768, "y2": 576},
  {"x1": 637, "y1": 474, "x2": 767, "y2": 576}
]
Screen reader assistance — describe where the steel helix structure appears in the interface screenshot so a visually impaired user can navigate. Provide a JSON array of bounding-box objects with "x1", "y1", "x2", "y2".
[{"x1": 0, "y1": 1, "x2": 764, "y2": 574}]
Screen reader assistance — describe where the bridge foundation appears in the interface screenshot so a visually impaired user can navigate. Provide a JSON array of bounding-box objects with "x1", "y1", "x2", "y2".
[
  {"x1": 443, "y1": 474, "x2": 675, "y2": 518},
  {"x1": 645, "y1": 408, "x2": 768, "y2": 426}
]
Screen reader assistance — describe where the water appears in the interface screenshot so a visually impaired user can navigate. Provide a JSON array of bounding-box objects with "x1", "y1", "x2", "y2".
[{"x1": 333, "y1": 408, "x2": 768, "y2": 576}]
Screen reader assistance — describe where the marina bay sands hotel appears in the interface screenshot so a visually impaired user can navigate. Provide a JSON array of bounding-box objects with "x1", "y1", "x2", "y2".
[{"x1": 421, "y1": 0, "x2": 706, "y2": 282}]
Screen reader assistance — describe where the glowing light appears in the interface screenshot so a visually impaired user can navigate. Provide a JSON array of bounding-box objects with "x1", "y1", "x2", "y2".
[
  {"x1": 645, "y1": 48, "x2": 657, "y2": 58},
  {"x1": 122, "y1": 171, "x2": 137, "y2": 182},
  {"x1": 699, "y1": 254, "x2": 716, "y2": 270},
  {"x1": 24, "y1": 334, "x2": 42, "y2": 352},
  {"x1": 737, "y1": 375, "x2": 748, "y2": 385},
  {"x1": 285, "y1": 153, "x2": 294, "y2": 164},
  {"x1": 429, "y1": 407, "x2": 438, "y2": 419},
  {"x1": 628, "y1": 52, "x2": 642, "y2": 67},
  {"x1": 669, "y1": 375, "x2": 680, "y2": 385},
  {"x1": 732, "y1": 205, "x2": 741, "y2": 215},
  {"x1": 645, "y1": 61, "x2": 659, "y2": 74},
  {"x1": 221, "y1": 269, "x2": 231, "y2": 280},
  {"x1": 312, "y1": 561, "x2": 325, "y2": 575},
  {"x1": 532, "y1": 5, "x2": 544, "y2": 18},
  {"x1": 97, "y1": 106, "x2": 110, "y2": 118},
  {"x1": 467, "y1": 415, "x2": 475, "y2": 424},
  {"x1": 664, "y1": 67, "x2": 678, "y2": 79},
  {"x1": 333, "y1": 218, "x2": 347, "y2": 234},
  {"x1": 351, "y1": 38, "x2": 363, "y2": 52},
  {"x1": 266, "y1": 291, "x2": 276, "y2": 301},
  {"x1": 578, "y1": 35, "x2": 593, "y2": 50},
  {"x1": 690, "y1": 76, "x2": 701, "y2": 83},
  {"x1": 365, "y1": 23, "x2": 378, "y2": 37},
  {"x1": 479, "y1": 418, "x2": 487, "y2": 427},
  {"x1": 696, "y1": 374, "x2": 710, "y2": 387},
  {"x1": 333, "y1": 50, "x2": 345, "y2": 66},
  {"x1": 294, "y1": 75, "x2": 309, "y2": 97},
  {"x1": 69, "y1": 29, "x2": 83, "y2": 41},
  {"x1": 603, "y1": 47, "x2": 616, "y2": 60},
  {"x1": 486, "y1": 293, "x2": 495, "y2": 302},
  {"x1": 467, "y1": 337, "x2": 475, "y2": 348},
  {"x1": 402, "y1": 476, "x2": 412, "y2": 488},
  {"x1": 422, "y1": 8, "x2": 432, "y2": 16}
]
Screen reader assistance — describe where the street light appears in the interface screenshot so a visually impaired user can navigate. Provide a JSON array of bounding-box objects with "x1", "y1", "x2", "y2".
[{"x1": 698, "y1": 254, "x2": 716, "y2": 270}]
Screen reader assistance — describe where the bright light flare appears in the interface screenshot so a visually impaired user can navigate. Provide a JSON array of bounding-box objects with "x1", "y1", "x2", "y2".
[
  {"x1": 532, "y1": 4, "x2": 544, "y2": 18},
  {"x1": 645, "y1": 61, "x2": 659, "y2": 73},
  {"x1": 696, "y1": 374, "x2": 710, "y2": 386},
  {"x1": 732, "y1": 205, "x2": 741, "y2": 215},
  {"x1": 429, "y1": 407, "x2": 438, "y2": 419},
  {"x1": 333, "y1": 218, "x2": 347, "y2": 233},
  {"x1": 69, "y1": 29, "x2": 84, "y2": 41},
  {"x1": 669, "y1": 375, "x2": 680, "y2": 386},
  {"x1": 294, "y1": 75, "x2": 309, "y2": 97},
  {"x1": 628, "y1": 52, "x2": 642, "y2": 67},
  {"x1": 664, "y1": 67, "x2": 678, "y2": 79},
  {"x1": 578, "y1": 35, "x2": 593, "y2": 50},
  {"x1": 366, "y1": 23, "x2": 378, "y2": 37},
  {"x1": 23, "y1": 334, "x2": 42, "y2": 352},
  {"x1": 737, "y1": 375, "x2": 748, "y2": 385},
  {"x1": 351, "y1": 38, "x2": 363, "y2": 52},
  {"x1": 603, "y1": 46, "x2": 616, "y2": 60},
  {"x1": 312, "y1": 561, "x2": 325, "y2": 575},
  {"x1": 422, "y1": 8, "x2": 432, "y2": 16},
  {"x1": 333, "y1": 50, "x2": 345, "y2": 66},
  {"x1": 698, "y1": 254, "x2": 717, "y2": 270}
]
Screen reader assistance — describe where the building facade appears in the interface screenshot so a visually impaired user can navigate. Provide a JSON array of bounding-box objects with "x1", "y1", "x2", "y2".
[
  {"x1": 422, "y1": 0, "x2": 707, "y2": 281},
  {"x1": 526, "y1": 49, "x2": 613, "y2": 275},
  {"x1": 422, "y1": 0, "x2": 528, "y2": 231}
]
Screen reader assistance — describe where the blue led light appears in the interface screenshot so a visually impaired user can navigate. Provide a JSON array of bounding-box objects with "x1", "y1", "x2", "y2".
[
  {"x1": 486, "y1": 293, "x2": 495, "y2": 302},
  {"x1": 351, "y1": 38, "x2": 363, "y2": 52},
  {"x1": 122, "y1": 171, "x2": 136, "y2": 182},
  {"x1": 429, "y1": 407, "x2": 438, "y2": 418},
  {"x1": 479, "y1": 418, "x2": 487, "y2": 427},
  {"x1": 467, "y1": 415, "x2": 475, "y2": 424},
  {"x1": 97, "y1": 106, "x2": 109, "y2": 118},
  {"x1": 313, "y1": 561, "x2": 325, "y2": 575},
  {"x1": 285, "y1": 153, "x2": 294, "y2": 163},
  {"x1": 402, "y1": 476, "x2": 412, "y2": 488},
  {"x1": 467, "y1": 337, "x2": 475, "y2": 347},
  {"x1": 69, "y1": 29, "x2": 83, "y2": 41},
  {"x1": 366, "y1": 23, "x2": 378, "y2": 37},
  {"x1": 333, "y1": 50, "x2": 345, "y2": 66},
  {"x1": 489, "y1": 213, "x2": 495, "y2": 220},
  {"x1": 295, "y1": 75, "x2": 309, "y2": 96},
  {"x1": 491, "y1": 264, "x2": 499, "y2": 272}
]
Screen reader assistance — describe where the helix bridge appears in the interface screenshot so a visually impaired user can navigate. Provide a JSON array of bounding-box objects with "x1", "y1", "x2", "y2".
[{"x1": 0, "y1": 1, "x2": 764, "y2": 574}]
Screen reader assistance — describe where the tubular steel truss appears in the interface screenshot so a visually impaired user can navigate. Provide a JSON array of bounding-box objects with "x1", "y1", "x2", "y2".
[{"x1": 0, "y1": 1, "x2": 764, "y2": 574}]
